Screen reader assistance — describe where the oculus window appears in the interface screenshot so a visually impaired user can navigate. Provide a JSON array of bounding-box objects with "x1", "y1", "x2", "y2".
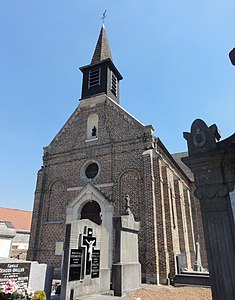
[
  {"x1": 80, "y1": 160, "x2": 100, "y2": 182},
  {"x1": 85, "y1": 163, "x2": 99, "y2": 179}
]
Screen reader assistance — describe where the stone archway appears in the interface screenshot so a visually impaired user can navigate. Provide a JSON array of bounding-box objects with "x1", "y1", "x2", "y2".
[
  {"x1": 66, "y1": 183, "x2": 113, "y2": 270},
  {"x1": 80, "y1": 201, "x2": 102, "y2": 225},
  {"x1": 63, "y1": 184, "x2": 113, "y2": 298}
]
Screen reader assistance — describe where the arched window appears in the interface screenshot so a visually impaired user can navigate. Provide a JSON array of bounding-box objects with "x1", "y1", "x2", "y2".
[
  {"x1": 87, "y1": 114, "x2": 98, "y2": 140},
  {"x1": 47, "y1": 180, "x2": 65, "y2": 222}
]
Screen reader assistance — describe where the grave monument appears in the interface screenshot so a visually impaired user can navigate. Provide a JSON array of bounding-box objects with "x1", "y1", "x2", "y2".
[
  {"x1": 112, "y1": 195, "x2": 141, "y2": 296},
  {"x1": 60, "y1": 184, "x2": 112, "y2": 299},
  {"x1": 60, "y1": 191, "x2": 141, "y2": 299},
  {"x1": 0, "y1": 257, "x2": 53, "y2": 299},
  {"x1": 183, "y1": 119, "x2": 235, "y2": 300}
]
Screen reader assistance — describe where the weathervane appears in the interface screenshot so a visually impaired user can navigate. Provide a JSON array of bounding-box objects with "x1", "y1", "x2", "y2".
[{"x1": 101, "y1": 10, "x2": 107, "y2": 25}]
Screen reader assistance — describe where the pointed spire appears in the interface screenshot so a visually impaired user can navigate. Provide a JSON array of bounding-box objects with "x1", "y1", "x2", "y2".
[{"x1": 91, "y1": 25, "x2": 113, "y2": 65}]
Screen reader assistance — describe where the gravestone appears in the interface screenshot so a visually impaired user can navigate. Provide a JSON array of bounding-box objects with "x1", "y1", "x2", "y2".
[
  {"x1": 61, "y1": 187, "x2": 141, "y2": 299},
  {"x1": 0, "y1": 258, "x2": 53, "y2": 299},
  {"x1": 183, "y1": 119, "x2": 235, "y2": 300},
  {"x1": 29, "y1": 262, "x2": 53, "y2": 300},
  {"x1": 176, "y1": 253, "x2": 186, "y2": 274},
  {"x1": 61, "y1": 219, "x2": 110, "y2": 300},
  {"x1": 60, "y1": 184, "x2": 113, "y2": 299},
  {"x1": 112, "y1": 195, "x2": 141, "y2": 296},
  {"x1": 0, "y1": 261, "x2": 31, "y2": 288}
]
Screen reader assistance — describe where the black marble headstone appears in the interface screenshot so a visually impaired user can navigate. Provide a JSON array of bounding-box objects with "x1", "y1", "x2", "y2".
[
  {"x1": 0, "y1": 262, "x2": 31, "y2": 288},
  {"x1": 69, "y1": 248, "x2": 84, "y2": 282},
  {"x1": 91, "y1": 250, "x2": 100, "y2": 278}
]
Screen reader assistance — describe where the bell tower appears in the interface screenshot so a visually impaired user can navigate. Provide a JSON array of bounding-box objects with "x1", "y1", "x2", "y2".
[{"x1": 80, "y1": 25, "x2": 123, "y2": 104}]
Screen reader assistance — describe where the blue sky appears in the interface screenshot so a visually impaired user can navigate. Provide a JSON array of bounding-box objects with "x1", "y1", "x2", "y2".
[{"x1": 0, "y1": 1, "x2": 235, "y2": 211}]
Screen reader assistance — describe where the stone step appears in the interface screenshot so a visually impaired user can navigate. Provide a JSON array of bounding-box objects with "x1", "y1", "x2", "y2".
[{"x1": 174, "y1": 273, "x2": 210, "y2": 287}]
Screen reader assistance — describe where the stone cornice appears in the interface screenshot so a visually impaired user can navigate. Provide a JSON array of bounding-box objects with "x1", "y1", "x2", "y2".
[{"x1": 194, "y1": 184, "x2": 235, "y2": 200}]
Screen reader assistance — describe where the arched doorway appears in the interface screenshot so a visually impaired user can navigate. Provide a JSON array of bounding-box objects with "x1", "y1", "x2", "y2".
[{"x1": 80, "y1": 201, "x2": 102, "y2": 225}]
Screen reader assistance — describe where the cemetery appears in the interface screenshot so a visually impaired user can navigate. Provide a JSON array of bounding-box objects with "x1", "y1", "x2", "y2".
[
  {"x1": 1, "y1": 5, "x2": 234, "y2": 300},
  {"x1": 2, "y1": 118, "x2": 235, "y2": 300},
  {"x1": 0, "y1": 257, "x2": 53, "y2": 299}
]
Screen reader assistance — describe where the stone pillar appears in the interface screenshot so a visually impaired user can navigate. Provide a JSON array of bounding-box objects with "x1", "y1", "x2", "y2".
[
  {"x1": 27, "y1": 167, "x2": 46, "y2": 261},
  {"x1": 60, "y1": 224, "x2": 71, "y2": 300},
  {"x1": 183, "y1": 119, "x2": 235, "y2": 300},
  {"x1": 153, "y1": 157, "x2": 170, "y2": 284},
  {"x1": 142, "y1": 149, "x2": 159, "y2": 283},
  {"x1": 190, "y1": 187, "x2": 208, "y2": 268},
  {"x1": 183, "y1": 188, "x2": 196, "y2": 267},
  {"x1": 174, "y1": 179, "x2": 191, "y2": 270},
  {"x1": 161, "y1": 166, "x2": 178, "y2": 278},
  {"x1": 112, "y1": 199, "x2": 141, "y2": 297}
]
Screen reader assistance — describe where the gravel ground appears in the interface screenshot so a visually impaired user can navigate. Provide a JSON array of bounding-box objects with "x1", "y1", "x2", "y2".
[{"x1": 130, "y1": 284, "x2": 212, "y2": 300}]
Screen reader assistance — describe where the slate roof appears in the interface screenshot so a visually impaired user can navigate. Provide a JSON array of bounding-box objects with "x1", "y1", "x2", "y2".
[
  {"x1": 91, "y1": 24, "x2": 113, "y2": 64},
  {"x1": 171, "y1": 151, "x2": 194, "y2": 182},
  {"x1": 0, "y1": 207, "x2": 32, "y2": 231}
]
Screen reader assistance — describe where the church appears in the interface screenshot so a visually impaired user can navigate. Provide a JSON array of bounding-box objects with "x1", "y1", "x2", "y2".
[{"x1": 27, "y1": 25, "x2": 206, "y2": 284}]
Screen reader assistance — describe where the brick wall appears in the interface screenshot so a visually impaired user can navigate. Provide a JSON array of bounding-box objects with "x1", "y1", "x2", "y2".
[{"x1": 28, "y1": 95, "x2": 205, "y2": 283}]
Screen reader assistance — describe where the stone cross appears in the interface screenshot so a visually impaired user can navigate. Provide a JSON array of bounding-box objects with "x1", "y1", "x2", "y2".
[{"x1": 82, "y1": 228, "x2": 96, "y2": 275}]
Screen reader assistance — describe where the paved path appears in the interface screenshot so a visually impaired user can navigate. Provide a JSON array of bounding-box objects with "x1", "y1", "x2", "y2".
[
  {"x1": 78, "y1": 295, "x2": 132, "y2": 300},
  {"x1": 51, "y1": 294, "x2": 133, "y2": 300}
]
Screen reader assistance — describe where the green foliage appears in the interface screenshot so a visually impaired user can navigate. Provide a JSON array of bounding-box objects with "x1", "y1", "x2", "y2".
[
  {"x1": 0, "y1": 290, "x2": 20, "y2": 300},
  {"x1": 32, "y1": 291, "x2": 46, "y2": 300}
]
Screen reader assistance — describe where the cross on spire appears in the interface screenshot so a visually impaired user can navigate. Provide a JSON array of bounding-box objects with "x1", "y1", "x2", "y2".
[{"x1": 101, "y1": 10, "x2": 107, "y2": 25}]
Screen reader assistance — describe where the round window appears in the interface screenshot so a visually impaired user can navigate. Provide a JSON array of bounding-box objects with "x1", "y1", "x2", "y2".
[{"x1": 85, "y1": 163, "x2": 99, "y2": 179}]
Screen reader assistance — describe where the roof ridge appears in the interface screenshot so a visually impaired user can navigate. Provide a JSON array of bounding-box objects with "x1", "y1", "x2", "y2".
[
  {"x1": 105, "y1": 96, "x2": 145, "y2": 127},
  {"x1": 0, "y1": 207, "x2": 32, "y2": 212},
  {"x1": 45, "y1": 106, "x2": 80, "y2": 151}
]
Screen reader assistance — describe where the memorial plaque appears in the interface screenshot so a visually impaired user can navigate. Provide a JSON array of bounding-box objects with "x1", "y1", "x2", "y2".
[
  {"x1": 69, "y1": 248, "x2": 84, "y2": 281},
  {"x1": 91, "y1": 250, "x2": 100, "y2": 278},
  {"x1": 0, "y1": 263, "x2": 31, "y2": 288}
]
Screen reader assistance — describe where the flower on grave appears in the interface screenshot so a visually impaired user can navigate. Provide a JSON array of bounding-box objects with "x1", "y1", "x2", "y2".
[
  {"x1": 0, "y1": 280, "x2": 34, "y2": 300},
  {"x1": 25, "y1": 288, "x2": 34, "y2": 299},
  {"x1": 0, "y1": 279, "x2": 19, "y2": 300},
  {"x1": 3, "y1": 279, "x2": 18, "y2": 295}
]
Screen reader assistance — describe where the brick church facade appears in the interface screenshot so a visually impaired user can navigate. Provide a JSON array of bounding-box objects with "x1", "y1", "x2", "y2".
[{"x1": 27, "y1": 25, "x2": 206, "y2": 284}]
